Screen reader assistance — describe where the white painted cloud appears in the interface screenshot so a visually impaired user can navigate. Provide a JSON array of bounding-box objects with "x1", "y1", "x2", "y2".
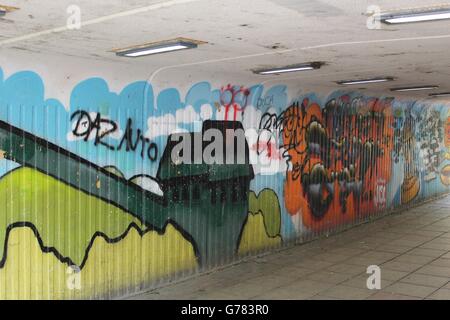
[
  {"x1": 176, "y1": 105, "x2": 199, "y2": 123},
  {"x1": 146, "y1": 106, "x2": 201, "y2": 139},
  {"x1": 145, "y1": 113, "x2": 179, "y2": 139},
  {"x1": 242, "y1": 105, "x2": 262, "y2": 131},
  {"x1": 130, "y1": 175, "x2": 164, "y2": 196},
  {"x1": 266, "y1": 107, "x2": 277, "y2": 115},
  {"x1": 216, "y1": 106, "x2": 226, "y2": 121},
  {"x1": 200, "y1": 104, "x2": 213, "y2": 120}
]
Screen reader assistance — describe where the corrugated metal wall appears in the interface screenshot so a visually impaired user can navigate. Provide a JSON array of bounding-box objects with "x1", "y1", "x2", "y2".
[{"x1": 0, "y1": 70, "x2": 449, "y2": 299}]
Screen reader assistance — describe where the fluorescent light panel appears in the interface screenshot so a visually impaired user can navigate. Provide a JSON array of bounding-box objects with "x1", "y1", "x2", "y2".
[
  {"x1": 337, "y1": 77, "x2": 394, "y2": 85},
  {"x1": 255, "y1": 62, "x2": 322, "y2": 75},
  {"x1": 258, "y1": 66, "x2": 314, "y2": 75},
  {"x1": 380, "y1": 8, "x2": 450, "y2": 24},
  {"x1": 123, "y1": 44, "x2": 191, "y2": 57},
  {"x1": 116, "y1": 40, "x2": 197, "y2": 57},
  {"x1": 391, "y1": 85, "x2": 439, "y2": 92},
  {"x1": 429, "y1": 92, "x2": 450, "y2": 97}
]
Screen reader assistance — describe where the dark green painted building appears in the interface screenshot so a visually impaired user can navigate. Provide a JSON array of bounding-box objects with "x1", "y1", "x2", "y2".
[{"x1": 157, "y1": 120, "x2": 254, "y2": 267}]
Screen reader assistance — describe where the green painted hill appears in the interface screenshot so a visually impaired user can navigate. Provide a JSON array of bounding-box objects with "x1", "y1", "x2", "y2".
[{"x1": 248, "y1": 189, "x2": 281, "y2": 237}]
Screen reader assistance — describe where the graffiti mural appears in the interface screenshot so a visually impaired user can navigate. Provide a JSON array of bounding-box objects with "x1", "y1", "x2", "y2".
[
  {"x1": 0, "y1": 66, "x2": 449, "y2": 299},
  {"x1": 400, "y1": 111, "x2": 420, "y2": 203},
  {"x1": 417, "y1": 108, "x2": 443, "y2": 182},
  {"x1": 258, "y1": 95, "x2": 394, "y2": 230}
]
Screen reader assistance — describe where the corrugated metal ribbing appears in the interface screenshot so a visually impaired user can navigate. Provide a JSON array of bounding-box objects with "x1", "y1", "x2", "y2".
[{"x1": 0, "y1": 80, "x2": 449, "y2": 299}]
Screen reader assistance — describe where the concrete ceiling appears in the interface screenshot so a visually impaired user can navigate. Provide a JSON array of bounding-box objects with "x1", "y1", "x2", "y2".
[{"x1": 1, "y1": 0, "x2": 450, "y2": 97}]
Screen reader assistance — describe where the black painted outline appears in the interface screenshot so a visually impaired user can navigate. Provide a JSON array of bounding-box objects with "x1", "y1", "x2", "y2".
[{"x1": 0, "y1": 220, "x2": 201, "y2": 270}]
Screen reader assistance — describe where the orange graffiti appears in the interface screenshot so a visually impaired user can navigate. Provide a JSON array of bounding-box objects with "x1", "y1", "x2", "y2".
[{"x1": 283, "y1": 96, "x2": 394, "y2": 231}]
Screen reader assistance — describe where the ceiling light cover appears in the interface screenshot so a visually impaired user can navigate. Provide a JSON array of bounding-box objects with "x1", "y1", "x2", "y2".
[
  {"x1": 380, "y1": 8, "x2": 450, "y2": 24},
  {"x1": 115, "y1": 39, "x2": 201, "y2": 57},
  {"x1": 429, "y1": 92, "x2": 450, "y2": 97},
  {"x1": 337, "y1": 77, "x2": 394, "y2": 85},
  {"x1": 390, "y1": 85, "x2": 439, "y2": 92},
  {"x1": 254, "y1": 62, "x2": 323, "y2": 75}
]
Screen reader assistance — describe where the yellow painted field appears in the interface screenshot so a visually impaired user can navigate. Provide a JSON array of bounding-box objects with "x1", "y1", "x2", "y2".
[{"x1": 0, "y1": 224, "x2": 198, "y2": 299}]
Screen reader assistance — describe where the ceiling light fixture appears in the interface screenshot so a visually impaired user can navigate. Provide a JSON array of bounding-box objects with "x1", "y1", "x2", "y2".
[
  {"x1": 254, "y1": 62, "x2": 323, "y2": 75},
  {"x1": 114, "y1": 38, "x2": 204, "y2": 57},
  {"x1": 429, "y1": 92, "x2": 450, "y2": 97},
  {"x1": 337, "y1": 77, "x2": 394, "y2": 85},
  {"x1": 380, "y1": 7, "x2": 450, "y2": 24},
  {"x1": 390, "y1": 85, "x2": 439, "y2": 92}
]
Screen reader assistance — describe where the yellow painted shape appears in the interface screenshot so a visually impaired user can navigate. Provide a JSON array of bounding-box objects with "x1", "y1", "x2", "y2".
[
  {"x1": 238, "y1": 212, "x2": 282, "y2": 256},
  {"x1": 0, "y1": 167, "x2": 142, "y2": 266},
  {"x1": 0, "y1": 225, "x2": 198, "y2": 299}
]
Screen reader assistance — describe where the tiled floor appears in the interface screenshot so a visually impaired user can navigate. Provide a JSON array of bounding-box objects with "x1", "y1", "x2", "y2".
[{"x1": 130, "y1": 195, "x2": 450, "y2": 300}]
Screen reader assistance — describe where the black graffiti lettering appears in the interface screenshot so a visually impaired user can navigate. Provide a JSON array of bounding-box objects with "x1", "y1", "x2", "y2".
[
  {"x1": 71, "y1": 110, "x2": 92, "y2": 140},
  {"x1": 118, "y1": 118, "x2": 141, "y2": 152},
  {"x1": 147, "y1": 142, "x2": 158, "y2": 161},
  {"x1": 91, "y1": 113, "x2": 116, "y2": 150},
  {"x1": 291, "y1": 162, "x2": 302, "y2": 181},
  {"x1": 256, "y1": 95, "x2": 274, "y2": 110},
  {"x1": 70, "y1": 111, "x2": 158, "y2": 162},
  {"x1": 140, "y1": 136, "x2": 148, "y2": 158}
]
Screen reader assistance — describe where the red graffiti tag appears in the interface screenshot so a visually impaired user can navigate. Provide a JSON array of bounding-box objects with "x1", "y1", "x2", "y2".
[{"x1": 220, "y1": 84, "x2": 250, "y2": 121}]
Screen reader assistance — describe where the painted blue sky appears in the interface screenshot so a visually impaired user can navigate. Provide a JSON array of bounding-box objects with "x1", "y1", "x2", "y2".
[{"x1": 0, "y1": 67, "x2": 288, "y2": 179}]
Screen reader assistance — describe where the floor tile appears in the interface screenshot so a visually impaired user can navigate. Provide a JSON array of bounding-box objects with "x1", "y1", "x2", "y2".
[
  {"x1": 427, "y1": 288, "x2": 450, "y2": 300},
  {"x1": 383, "y1": 283, "x2": 437, "y2": 298},
  {"x1": 319, "y1": 285, "x2": 376, "y2": 300},
  {"x1": 399, "y1": 273, "x2": 449, "y2": 288}
]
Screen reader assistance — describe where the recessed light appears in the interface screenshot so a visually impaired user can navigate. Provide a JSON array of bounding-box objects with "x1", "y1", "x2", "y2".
[
  {"x1": 337, "y1": 77, "x2": 394, "y2": 85},
  {"x1": 429, "y1": 92, "x2": 450, "y2": 97},
  {"x1": 254, "y1": 62, "x2": 323, "y2": 75},
  {"x1": 380, "y1": 7, "x2": 450, "y2": 24},
  {"x1": 114, "y1": 38, "x2": 205, "y2": 57},
  {"x1": 390, "y1": 85, "x2": 439, "y2": 92}
]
